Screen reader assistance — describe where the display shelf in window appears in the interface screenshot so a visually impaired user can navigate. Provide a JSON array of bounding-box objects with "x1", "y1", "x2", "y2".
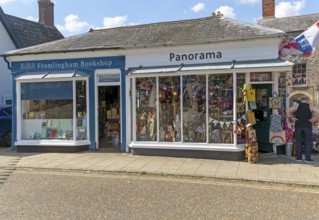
[
  {"x1": 76, "y1": 127, "x2": 86, "y2": 140},
  {"x1": 105, "y1": 119, "x2": 120, "y2": 142},
  {"x1": 21, "y1": 118, "x2": 73, "y2": 140}
]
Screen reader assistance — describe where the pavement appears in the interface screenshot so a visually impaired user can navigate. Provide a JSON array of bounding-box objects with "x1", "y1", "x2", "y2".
[{"x1": 0, "y1": 147, "x2": 319, "y2": 186}]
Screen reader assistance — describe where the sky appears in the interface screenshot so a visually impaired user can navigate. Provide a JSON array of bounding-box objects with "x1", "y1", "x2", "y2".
[{"x1": 0, "y1": 0, "x2": 318, "y2": 37}]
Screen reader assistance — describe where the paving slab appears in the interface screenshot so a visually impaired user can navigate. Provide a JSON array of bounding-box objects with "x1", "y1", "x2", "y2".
[
  {"x1": 176, "y1": 158, "x2": 203, "y2": 175},
  {"x1": 195, "y1": 159, "x2": 220, "y2": 177},
  {"x1": 1, "y1": 148, "x2": 319, "y2": 186}
]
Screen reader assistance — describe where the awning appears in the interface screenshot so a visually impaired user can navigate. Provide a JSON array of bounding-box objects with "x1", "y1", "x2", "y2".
[
  {"x1": 15, "y1": 70, "x2": 89, "y2": 80},
  {"x1": 128, "y1": 59, "x2": 293, "y2": 75},
  {"x1": 129, "y1": 65, "x2": 182, "y2": 75}
]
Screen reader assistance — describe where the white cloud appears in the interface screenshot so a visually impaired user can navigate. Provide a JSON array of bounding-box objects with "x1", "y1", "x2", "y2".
[
  {"x1": 103, "y1": 16, "x2": 128, "y2": 28},
  {"x1": 57, "y1": 14, "x2": 89, "y2": 33},
  {"x1": 0, "y1": 0, "x2": 16, "y2": 4},
  {"x1": 191, "y1": 2, "x2": 205, "y2": 13},
  {"x1": 0, "y1": 0, "x2": 35, "y2": 4},
  {"x1": 25, "y1": 16, "x2": 37, "y2": 22},
  {"x1": 237, "y1": 0, "x2": 259, "y2": 4},
  {"x1": 215, "y1": 5, "x2": 236, "y2": 19},
  {"x1": 21, "y1": 0, "x2": 35, "y2": 4},
  {"x1": 275, "y1": 0, "x2": 305, "y2": 17}
]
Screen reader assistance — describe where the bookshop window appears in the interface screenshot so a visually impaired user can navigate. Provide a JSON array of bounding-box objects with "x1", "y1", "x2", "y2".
[
  {"x1": 76, "y1": 81, "x2": 88, "y2": 140},
  {"x1": 292, "y1": 64, "x2": 307, "y2": 86},
  {"x1": 135, "y1": 77, "x2": 157, "y2": 141},
  {"x1": 20, "y1": 81, "x2": 74, "y2": 140}
]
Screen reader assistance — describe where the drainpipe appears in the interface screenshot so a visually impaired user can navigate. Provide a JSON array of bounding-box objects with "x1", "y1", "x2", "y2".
[{"x1": 3, "y1": 56, "x2": 11, "y2": 70}]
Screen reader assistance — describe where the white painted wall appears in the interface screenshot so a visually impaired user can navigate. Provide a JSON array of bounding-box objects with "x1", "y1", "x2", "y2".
[
  {"x1": 0, "y1": 21, "x2": 16, "y2": 105},
  {"x1": 125, "y1": 38, "x2": 281, "y2": 68}
]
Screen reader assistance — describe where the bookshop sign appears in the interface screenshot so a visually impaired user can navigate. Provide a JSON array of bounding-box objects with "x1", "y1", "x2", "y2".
[{"x1": 11, "y1": 56, "x2": 125, "y2": 72}]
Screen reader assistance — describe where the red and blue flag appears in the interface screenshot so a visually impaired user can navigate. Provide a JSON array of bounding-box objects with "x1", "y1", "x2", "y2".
[{"x1": 279, "y1": 21, "x2": 319, "y2": 57}]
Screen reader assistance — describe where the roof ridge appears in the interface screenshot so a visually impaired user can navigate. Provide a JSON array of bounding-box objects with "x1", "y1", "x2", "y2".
[
  {"x1": 91, "y1": 16, "x2": 220, "y2": 32},
  {"x1": 260, "y1": 13, "x2": 319, "y2": 21}
]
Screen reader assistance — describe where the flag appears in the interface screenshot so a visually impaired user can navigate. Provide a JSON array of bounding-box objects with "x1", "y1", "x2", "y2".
[{"x1": 279, "y1": 21, "x2": 319, "y2": 57}]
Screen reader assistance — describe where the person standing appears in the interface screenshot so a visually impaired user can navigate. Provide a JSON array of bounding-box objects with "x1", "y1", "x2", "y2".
[{"x1": 287, "y1": 96, "x2": 319, "y2": 163}]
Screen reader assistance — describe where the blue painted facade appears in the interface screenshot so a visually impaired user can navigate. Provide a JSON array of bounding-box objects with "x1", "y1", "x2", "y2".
[{"x1": 11, "y1": 56, "x2": 126, "y2": 152}]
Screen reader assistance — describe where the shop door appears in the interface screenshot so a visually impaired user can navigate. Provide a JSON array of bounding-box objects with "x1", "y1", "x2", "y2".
[
  {"x1": 252, "y1": 84, "x2": 273, "y2": 152},
  {"x1": 98, "y1": 86, "x2": 121, "y2": 151}
]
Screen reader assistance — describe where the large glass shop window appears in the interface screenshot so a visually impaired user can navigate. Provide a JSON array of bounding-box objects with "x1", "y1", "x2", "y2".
[
  {"x1": 183, "y1": 75, "x2": 206, "y2": 143},
  {"x1": 208, "y1": 74, "x2": 233, "y2": 144},
  {"x1": 136, "y1": 77, "x2": 157, "y2": 141},
  {"x1": 135, "y1": 73, "x2": 246, "y2": 145},
  {"x1": 20, "y1": 81, "x2": 87, "y2": 141},
  {"x1": 159, "y1": 76, "x2": 181, "y2": 142},
  {"x1": 236, "y1": 73, "x2": 246, "y2": 144}
]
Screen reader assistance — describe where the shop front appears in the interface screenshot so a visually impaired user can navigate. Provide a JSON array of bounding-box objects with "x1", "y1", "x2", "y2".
[
  {"x1": 126, "y1": 47, "x2": 293, "y2": 160},
  {"x1": 2, "y1": 14, "x2": 294, "y2": 159},
  {"x1": 10, "y1": 56, "x2": 126, "y2": 152}
]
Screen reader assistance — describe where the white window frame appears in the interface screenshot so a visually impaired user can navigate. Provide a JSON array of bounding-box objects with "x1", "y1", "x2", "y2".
[
  {"x1": 291, "y1": 63, "x2": 307, "y2": 87},
  {"x1": 130, "y1": 70, "x2": 241, "y2": 151},
  {"x1": 94, "y1": 69, "x2": 121, "y2": 150},
  {"x1": 15, "y1": 77, "x2": 90, "y2": 146},
  {"x1": 2, "y1": 96, "x2": 12, "y2": 105}
]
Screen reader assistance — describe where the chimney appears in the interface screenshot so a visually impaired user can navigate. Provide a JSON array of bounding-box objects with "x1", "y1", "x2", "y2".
[
  {"x1": 38, "y1": 0, "x2": 54, "y2": 26},
  {"x1": 262, "y1": 0, "x2": 275, "y2": 18}
]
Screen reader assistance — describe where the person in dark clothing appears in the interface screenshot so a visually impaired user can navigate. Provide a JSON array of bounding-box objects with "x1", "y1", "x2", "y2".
[{"x1": 287, "y1": 96, "x2": 319, "y2": 163}]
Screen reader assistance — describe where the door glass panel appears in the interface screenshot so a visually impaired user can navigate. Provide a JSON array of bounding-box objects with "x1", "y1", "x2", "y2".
[{"x1": 252, "y1": 84, "x2": 272, "y2": 152}]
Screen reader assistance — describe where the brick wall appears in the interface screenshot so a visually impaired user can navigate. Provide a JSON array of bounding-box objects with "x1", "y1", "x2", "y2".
[
  {"x1": 38, "y1": 0, "x2": 54, "y2": 26},
  {"x1": 262, "y1": 0, "x2": 275, "y2": 18}
]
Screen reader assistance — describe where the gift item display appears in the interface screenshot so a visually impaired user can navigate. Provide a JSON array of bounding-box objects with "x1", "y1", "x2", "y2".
[
  {"x1": 183, "y1": 75, "x2": 205, "y2": 143},
  {"x1": 245, "y1": 124, "x2": 258, "y2": 164},
  {"x1": 278, "y1": 73, "x2": 287, "y2": 109},
  {"x1": 207, "y1": 74, "x2": 233, "y2": 143},
  {"x1": 235, "y1": 74, "x2": 246, "y2": 144},
  {"x1": 269, "y1": 92, "x2": 282, "y2": 109},
  {"x1": 134, "y1": 73, "x2": 247, "y2": 145},
  {"x1": 20, "y1": 80, "x2": 88, "y2": 140},
  {"x1": 136, "y1": 77, "x2": 157, "y2": 141},
  {"x1": 159, "y1": 76, "x2": 181, "y2": 142}
]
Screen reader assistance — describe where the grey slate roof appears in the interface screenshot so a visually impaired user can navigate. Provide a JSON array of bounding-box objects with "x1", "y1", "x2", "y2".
[
  {"x1": 258, "y1": 13, "x2": 319, "y2": 37},
  {"x1": 0, "y1": 7, "x2": 63, "y2": 49},
  {"x1": 3, "y1": 15, "x2": 284, "y2": 57}
]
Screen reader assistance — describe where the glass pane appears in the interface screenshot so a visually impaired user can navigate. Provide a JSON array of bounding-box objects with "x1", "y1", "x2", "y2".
[
  {"x1": 182, "y1": 75, "x2": 206, "y2": 143},
  {"x1": 208, "y1": 74, "x2": 234, "y2": 144},
  {"x1": 292, "y1": 64, "x2": 307, "y2": 86},
  {"x1": 76, "y1": 81, "x2": 88, "y2": 140},
  {"x1": 236, "y1": 73, "x2": 246, "y2": 144},
  {"x1": 135, "y1": 77, "x2": 157, "y2": 141},
  {"x1": 99, "y1": 75, "x2": 120, "y2": 83},
  {"x1": 21, "y1": 82, "x2": 74, "y2": 140},
  {"x1": 21, "y1": 81, "x2": 72, "y2": 100},
  {"x1": 158, "y1": 76, "x2": 181, "y2": 142}
]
